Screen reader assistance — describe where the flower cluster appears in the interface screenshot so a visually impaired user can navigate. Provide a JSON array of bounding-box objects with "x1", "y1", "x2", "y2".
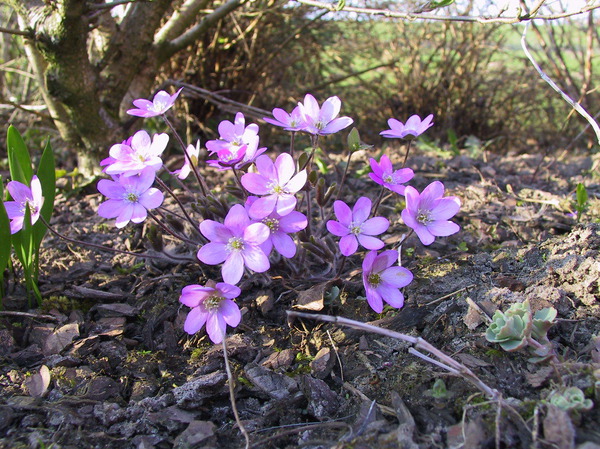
[{"x1": 94, "y1": 88, "x2": 461, "y2": 344}]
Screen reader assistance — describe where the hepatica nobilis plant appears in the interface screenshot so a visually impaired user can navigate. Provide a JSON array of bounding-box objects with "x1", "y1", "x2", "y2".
[{"x1": 95, "y1": 88, "x2": 461, "y2": 344}]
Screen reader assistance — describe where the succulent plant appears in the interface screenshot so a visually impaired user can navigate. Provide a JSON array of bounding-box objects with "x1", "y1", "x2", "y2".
[
  {"x1": 486, "y1": 301, "x2": 532, "y2": 351},
  {"x1": 532, "y1": 307, "x2": 557, "y2": 343},
  {"x1": 549, "y1": 387, "x2": 593, "y2": 412}
]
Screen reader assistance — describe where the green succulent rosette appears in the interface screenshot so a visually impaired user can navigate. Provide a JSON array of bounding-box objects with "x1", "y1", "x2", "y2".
[
  {"x1": 549, "y1": 387, "x2": 593, "y2": 412},
  {"x1": 485, "y1": 301, "x2": 532, "y2": 351}
]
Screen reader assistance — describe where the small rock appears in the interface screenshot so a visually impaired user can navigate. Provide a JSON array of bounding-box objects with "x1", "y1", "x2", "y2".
[
  {"x1": 0, "y1": 405, "x2": 14, "y2": 431},
  {"x1": 173, "y1": 420, "x2": 216, "y2": 449},
  {"x1": 255, "y1": 290, "x2": 275, "y2": 315},
  {"x1": 172, "y1": 371, "x2": 227, "y2": 409},
  {"x1": 0, "y1": 329, "x2": 16, "y2": 356},
  {"x1": 148, "y1": 406, "x2": 195, "y2": 432},
  {"x1": 94, "y1": 303, "x2": 138, "y2": 317},
  {"x1": 262, "y1": 349, "x2": 296, "y2": 370},
  {"x1": 130, "y1": 378, "x2": 159, "y2": 402},
  {"x1": 310, "y1": 347, "x2": 336, "y2": 379},
  {"x1": 43, "y1": 323, "x2": 80, "y2": 356},
  {"x1": 299, "y1": 375, "x2": 339, "y2": 420},
  {"x1": 11, "y1": 344, "x2": 43, "y2": 366},
  {"x1": 132, "y1": 435, "x2": 164, "y2": 449},
  {"x1": 245, "y1": 363, "x2": 298, "y2": 400},
  {"x1": 84, "y1": 376, "x2": 121, "y2": 401}
]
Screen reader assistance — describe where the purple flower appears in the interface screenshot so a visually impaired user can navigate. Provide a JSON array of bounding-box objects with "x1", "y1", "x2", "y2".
[
  {"x1": 241, "y1": 153, "x2": 307, "y2": 219},
  {"x1": 197, "y1": 204, "x2": 270, "y2": 285},
  {"x1": 246, "y1": 197, "x2": 308, "y2": 258},
  {"x1": 127, "y1": 87, "x2": 183, "y2": 117},
  {"x1": 3, "y1": 175, "x2": 44, "y2": 234},
  {"x1": 380, "y1": 114, "x2": 434, "y2": 139},
  {"x1": 179, "y1": 280, "x2": 241, "y2": 344},
  {"x1": 104, "y1": 130, "x2": 168, "y2": 177},
  {"x1": 206, "y1": 112, "x2": 260, "y2": 154},
  {"x1": 298, "y1": 94, "x2": 353, "y2": 136},
  {"x1": 401, "y1": 181, "x2": 461, "y2": 246},
  {"x1": 263, "y1": 106, "x2": 306, "y2": 132},
  {"x1": 362, "y1": 250, "x2": 413, "y2": 313},
  {"x1": 173, "y1": 140, "x2": 200, "y2": 180},
  {"x1": 97, "y1": 167, "x2": 164, "y2": 228},
  {"x1": 206, "y1": 144, "x2": 247, "y2": 171},
  {"x1": 326, "y1": 196, "x2": 389, "y2": 256},
  {"x1": 369, "y1": 155, "x2": 414, "y2": 195}
]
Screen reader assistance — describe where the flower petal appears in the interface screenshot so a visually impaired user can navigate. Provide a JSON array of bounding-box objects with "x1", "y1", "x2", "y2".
[
  {"x1": 184, "y1": 307, "x2": 208, "y2": 335},
  {"x1": 220, "y1": 299, "x2": 241, "y2": 327},
  {"x1": 357, "y1": 234, "x2": 385, "y2": 250},
  {"x1": 428, "y1": 220, "x2": 460, "y2": 237},
  {"x1": 380, "y1": 266, "x2": 413, "y2": 288},
  {"x1": 241, "y1": 246, "x2": 270, "y2": 273},
  {"x1": 206, "y1": 313, "x2": 227, "y2": 344},
  {"x1": 339, "y1": 234, "x2": 358, "y2": 256},
  {"x1": 326, "y1": 220, "x2": 349, "y2": 237},
  {"x1": 361, "y1": 216, "x2": 389, "y2": 235},
  {"x1": 222, "y1": 252, "x2": 245, "y2": 285},
  {"x1": 333, "y1": 200, "x2": 352, "y2": 227},
  {"x1": 197, "y1": 242, "x2": 229, "y2": 264}
]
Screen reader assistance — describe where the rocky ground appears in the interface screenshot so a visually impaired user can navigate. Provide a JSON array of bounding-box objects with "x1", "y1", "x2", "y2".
[{"x1": 0, "y1": 147, "x2": 599, "y2": 449}]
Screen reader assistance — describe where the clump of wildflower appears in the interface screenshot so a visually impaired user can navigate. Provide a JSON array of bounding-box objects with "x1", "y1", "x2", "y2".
[
  {"x1": 369, "y1": 154, "x2": 414, "y2": 195},
  {"x1": 241, "y1": 153, "x2": 307, "y2": 219},
  {"x1": 327, "y1": 197, "x2": 389, "y2": 256},
  {"x1": 103, "y1": 130, "x2": 168, "y2": 177},
  {"x1": 402, "y1": 181, "x2": 460, "y2": 246},
  {"x1": 380, "y1": 114, "x2": 434, "y2": 139},
  {"x1": 127, "y1": 88, "x2": 183, "y2": 117},
  {"x1": 298, "y1": 94, "x2": 353, "y2": 136},
  {"x1": 3, "y1": 175, "x2": 44, "y2": 234},
  {"x1": 197, "y1": 204, "x2": 270, "y2": 284},
  {"x1": 97, "y1": 167, "x2": 164, "y2": 228},
  {"x1": 362, "y1": 250, "x2": 413, "y2": 313},
  {"x1": 179, "y1": 281, "x2": 241, "y2": 344}
]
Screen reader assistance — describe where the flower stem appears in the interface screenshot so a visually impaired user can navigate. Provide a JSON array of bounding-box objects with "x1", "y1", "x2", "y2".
[
  {"x1": 162, "y1": 114, "x2": 208, "y2": 197},
  {"x1": 147, "y1": 210, "x2": 197, "y2": 245},
  {"x1": 401, "y1": 140, "x2": 413, "y2": 168},
  {"x1": 154, "y1": 177, "x2": 202, "y2": 237},
  {"x1": 222, "y1": 336, "x2": 250, "y2": 449},
  {"x1": 289, "y1": 131, "x2": 296, "y2": 158},
  {"x1": 333, "y1": 149, "x2": 353, "y2": 203},
  {"x1": 371, "y1": 185, "x2": 386, "y2": 217}
]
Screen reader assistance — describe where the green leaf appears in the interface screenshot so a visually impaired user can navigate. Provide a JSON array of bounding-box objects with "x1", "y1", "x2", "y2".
[
  {"x1": 430, "y1": 0, "x2": 455, "y2": 8},
  {"x1": 335, "y1": 0, "x2": 345, "y2": 10},
  {"x1": 7, "y1": 125, "x2": 33, "y2": 185},
  {"x1": 0, "y1": 178, "x2": 12, "y2": 299},
  {"x1": 576, "y1": 183, "x2": 588, "y2": 208},
  {"x1": 33, "y1": 139, "x2": 56, "y2": 248},
  {"x1": 347, "y1": 128, "x2": 360, "y2": 152}
]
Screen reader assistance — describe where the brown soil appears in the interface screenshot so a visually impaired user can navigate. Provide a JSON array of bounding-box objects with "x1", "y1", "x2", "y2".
[{"x1": 1, "y1": 147, "x2": 599, "y2": 449}]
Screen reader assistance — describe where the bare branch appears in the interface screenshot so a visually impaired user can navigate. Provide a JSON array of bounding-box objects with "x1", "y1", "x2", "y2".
[
  {"x1": 0, "y1": 25, "x2": 32, "y2": 37},
  {"x1": 294, "y1": 0, "x2": 600, "y2": 24},
  {"x1": 88, "y1": 0, "x2": 139, "y2": 10},
  {"x1": 159, "y1": 0, "x2": 248, "y2": 60},
  {"x1": 521, "y1": 22, "x2": 600, "y2": 145},
  {"x1": 154, "y1": 0, "x2": 211, "y2": 45}
]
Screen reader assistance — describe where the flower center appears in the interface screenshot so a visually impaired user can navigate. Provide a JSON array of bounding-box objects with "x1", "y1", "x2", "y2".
[
  {"x1": 267, "y1": 181, "x2": 286, "y2": 196},
  {"x1": 314, "y1": 120, "x2": 325, "y2": 130},
  {"x1": 383, "y1": 174, "x2": 394, "y2": 184},
  {"x1": 367, "y1": 273, "x2": 381, "y2": 287},
  {"x1": 262, "y1": 218, "x2": 279, "y2": 232},
  {"x1": 349, "y1": 222, "x2": 363, "y2": 235},
  {"x1": 126, "y1": 192, "x2": 139, "y2": 203},
  {"x1": 227, "y1": 237, "x2": 245, "y2": 252},
  {"x1": 417, "y1": 209, "x2": 432, "y2": 225},
  {"x1": 204, "y1": 295, "x2": 224, "y2": 311}
]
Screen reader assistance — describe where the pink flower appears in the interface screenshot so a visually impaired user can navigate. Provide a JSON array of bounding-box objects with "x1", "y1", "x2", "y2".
[
  {"x1": 298, "y1": 94, "x2": 353, "y2": 136},
  {"x1": 173, "y1": 140, "x2": 200, "y2": 180},
  {"x1": 369, "y1": 155, "x2": 414, "y2": 195},
  {"x1": 97, "y1": 167, "x2": 164, "y2": 228},
  {"x1": 179, "y1": 281, "x2": 241, "y2": 344},
  {"x1": 401, "y1": 181, "x2": 461, "y2": 246},
  {"x1": 263, "y1": 106, "x2": 306, "y2": 132},
  {"x1": 327, "y1": 196, "x2": 389, "y2": 256},
  {"x1": 104, "y1": 130, "x2": 168, "y2": 177},
  {"x1": 206, "y1": 112, "x2": 259, "y2": 154},
  {"x1": 246, "y1": 197, "x2": 308, "y2": 258},
  {"x1": 3, "y1": 175, "x2": 44, "y2": 234},
  {"x1": 127, "y1": 88, "x2": 183, "y2": 117},
  {"x1": 197, "y1": 204, "x2": 270, "y2": 285},
  {"x1": 241, "y1": 153, "x2": 307, "y2": 219},
  {"x1": 206, "y1": 144, "x2": 247, "y2": 171},
  {"x1": 380, "y1": 114, "x2": 434, "y2": 139},
  {"x1": 362, "y1": 250, "x2": 413, "y2": 313}
]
